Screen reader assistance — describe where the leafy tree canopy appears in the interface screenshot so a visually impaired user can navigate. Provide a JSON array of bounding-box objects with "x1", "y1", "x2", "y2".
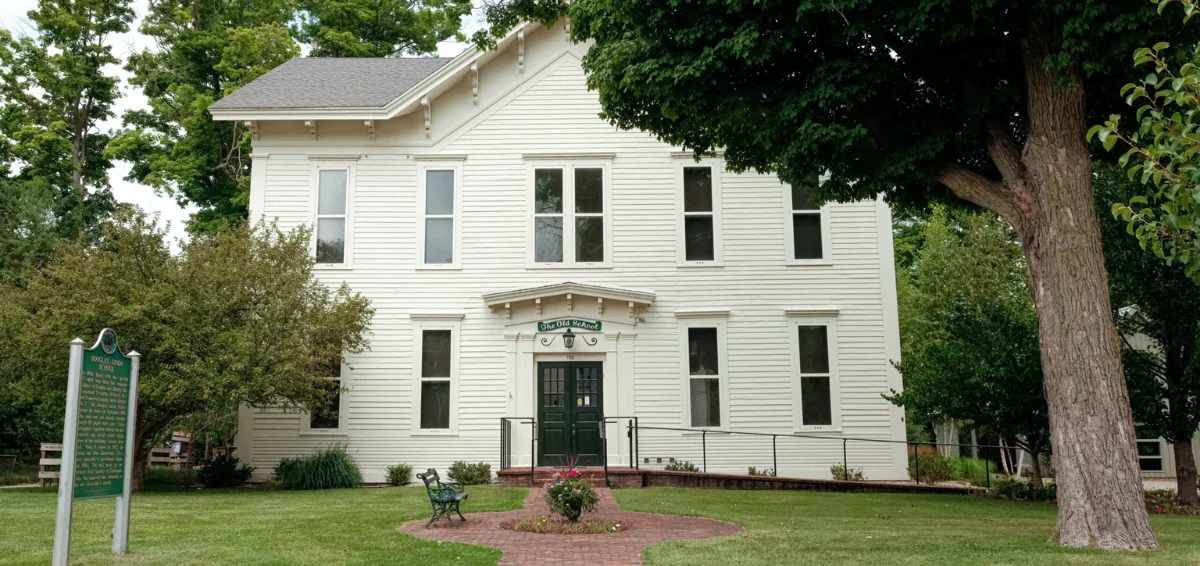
[{"x1": 296, "y1": 0, "x2": 472, "y2": 58}]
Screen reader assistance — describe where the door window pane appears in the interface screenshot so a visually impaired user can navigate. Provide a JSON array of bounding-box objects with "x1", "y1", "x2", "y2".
[
  {"x1": 317, "y1": 171, "x2": 347, "y2": 215},
  {"x1": 535, "y1": 169, "x2": 563, "y2": 213},
  {"x1": 420, "y1": 381, "x2": 450, "y2": 429},
  {"x1": 685, "y1": 216, "x2": 715, "y2": 261},
  {"x1": 425, "y1": 170, "x2": 454, "y2": 215},
  {"x1": 575, "y1": 168, "x2": 604, "y2": 213},
  {"x1": 535, "y1": 217, "x2": 564, "y2": 262},
  {"x1": 576, "y1": 216, "x2": 604, "y2": 262},
  {"x1": 798, "y1": 326, "x2": 830, "y2": 373},
  {"x1": 688, "y1": 327, "x2": 719, "y2": 375},
  {"x1": 309, "y1": 379, "x2": 341, "y2": 429},
  {"x1": 421, "y1": 330, "x2": 452, "y2": 377},
  {"x1": 689, "y1": 378, "x2": 721, "y2": 427},
  {"x1": 542, "y1": 366, "x2": 565, "y2": 407},
  {"x1": 424, "y1": 218, "x2": 453, "y2": 264},
  {"x1": 316, "y1": 218, "x2": 345, "y2": 264},
  {"x1": 683, "y1": 168, "x2": 713, "y2": 212},
  {"x1": 800, "y1": 376, "x2": 832, "y2": 426},
  {"x1": 793, "y1": 214, "x2": 823, "y2": 260},
  {"x1": 576, "y1": 366, "x2": 599, "y2": 407}
]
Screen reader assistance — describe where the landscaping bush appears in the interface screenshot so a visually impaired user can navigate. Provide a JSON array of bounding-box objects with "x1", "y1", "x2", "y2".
[
  {"x1": 0, "y1": 464, "x2": 38, "y2": 486},
  {"x1": 664, "y1": 460, "x2": 699, "y2": 472},
  {"x1": 947, "y1": 456, "x2": 991, "y2": 487},
  {"x1": 447, "y1": 461, "x2": 492, "y2": 485},
  {"x1": 274, "y1": 445, "x2": 362, "y2": 490},
  {"x1": 1145, "y1": 489, "x2": 1200, "y2": 515},
  {"x1": 748, "y1": 466, "x2": 777, "y2": 477},
  {"x1": 255, "y1": 478, "x2": 283, "y2": 491},
  {"x1": 386, "y1": 464, "x2": 413, "y2": 486},
  {"x1": 907, "y1": 453, "x2": 952, "y2": 483},
  {"x1": 544, "y1": 468, "x2": 599, "y2": 521},
  {"x1": 197, "y1": 454, "x2": 254, "y2": 488},
  {"x1": 988, "y1": 477, "x2": 1056, "y2": 501},
  {"x1": 830, "y1": 464, "x2": 865, "y2": 481}
]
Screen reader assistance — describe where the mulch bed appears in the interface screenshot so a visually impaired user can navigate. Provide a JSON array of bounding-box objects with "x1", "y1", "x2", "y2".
[{"x1": 500, "y1": 515, "x2": 628, "y2": 534}]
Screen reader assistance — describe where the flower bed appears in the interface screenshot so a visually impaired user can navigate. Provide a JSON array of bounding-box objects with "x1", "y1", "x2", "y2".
[
  {"x1": 501, "y1": 516, "x2": 627, "y2": 534},
  {"x1": 544, "y1": 468, "x2": 599, "y2": 521}
]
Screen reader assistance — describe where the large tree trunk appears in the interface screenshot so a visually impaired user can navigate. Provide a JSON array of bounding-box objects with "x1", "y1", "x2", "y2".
[
  {"x1": 936, "y1": 31, "x2": 1157, "y2": 550},
  {"x1": 1175, "y1": 441, "x2": 1199, "y2": 506}
]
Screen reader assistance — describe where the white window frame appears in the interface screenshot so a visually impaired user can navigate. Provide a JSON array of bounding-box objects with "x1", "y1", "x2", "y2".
[
  {"x1": 677, "y1": 315, "x2": 731, "y2": 431},
  {"x1": 787, "y1": 314, "x2": 842, "y2": 432},
  {"x1": 525, "y1": 160, "x2": 613, "y2": 268},
  {"x1": 310, "y1": 161, "x2": 356, "y2": 269},
  {"x1": 675, "y1": 158, "x2": 724, "y2": 267},
  {"x1": 412, "y1": 315, "x2": 462, "y2": 435},
  {"x1": 300, "y1": 361, "x2": 350, "y2": 435},
  {"x1": 783, "y1": 179, "x2": 833, "y2": 266},
  {"x1": 1137, "y1": 438, "x2": 1165, "y2": 472},
  {"x1": 416, "y1": 161, "x2": 463, "y2": 270}
]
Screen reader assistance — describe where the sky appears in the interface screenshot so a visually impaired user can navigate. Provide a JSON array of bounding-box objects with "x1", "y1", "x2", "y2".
[{"x1": 0, "y1": 0, "x2": 482, "y2": 249}]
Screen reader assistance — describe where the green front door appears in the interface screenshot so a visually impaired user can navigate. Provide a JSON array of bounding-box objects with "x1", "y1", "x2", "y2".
[{"x1": 537, "y1": 362, "x2": 603, "y2": 467}]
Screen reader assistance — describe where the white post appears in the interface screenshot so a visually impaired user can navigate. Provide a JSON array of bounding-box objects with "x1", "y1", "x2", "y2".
[
  {"x1": 52, "y1": 338, "x2": 85, "y2": 566},
  {"x1": 113, "y1": 351, "x2": 140, "y2": 553}
]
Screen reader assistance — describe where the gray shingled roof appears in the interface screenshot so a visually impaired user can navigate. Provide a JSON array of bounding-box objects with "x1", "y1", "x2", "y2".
[{"x1": 210, "y1": 57, "x2": 454, "y2": 110}]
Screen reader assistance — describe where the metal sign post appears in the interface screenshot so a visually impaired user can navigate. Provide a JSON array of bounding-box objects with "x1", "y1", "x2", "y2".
[{"x1": 51, "y1": 329, "x2": 140, "y2": 565}]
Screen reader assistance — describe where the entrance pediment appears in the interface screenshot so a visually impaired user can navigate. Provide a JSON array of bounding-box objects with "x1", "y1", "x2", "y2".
[{"x1": 482, "y1": 281, "x2": 654, "y2": 328}]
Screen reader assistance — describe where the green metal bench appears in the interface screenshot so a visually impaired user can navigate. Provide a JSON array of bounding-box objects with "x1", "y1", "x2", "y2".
[{"x1": 417, "y1": 468, "x2": 468, "y2": 528}]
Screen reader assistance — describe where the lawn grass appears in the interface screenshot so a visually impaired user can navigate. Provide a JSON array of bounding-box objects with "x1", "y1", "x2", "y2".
[
  {"x1": 614, "y1": 488, "x2": 1200, "y2": 565},
  {"x1": 0, "y1": 485, "x2": 527, "y2": 565}
]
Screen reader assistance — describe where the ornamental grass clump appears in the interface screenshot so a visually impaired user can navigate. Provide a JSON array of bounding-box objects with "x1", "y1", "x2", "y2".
[{"x1": 544, "y1": 468, "x2": 598, "y2": 522}]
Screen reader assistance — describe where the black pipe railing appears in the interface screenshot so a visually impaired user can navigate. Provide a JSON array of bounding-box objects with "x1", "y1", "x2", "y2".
[
  {"x1": 498, "y1": 417, "x2": 537, "y2": 487},
  {"x1": 598, "y1": 416, "x2": 639, "y2": 478}
]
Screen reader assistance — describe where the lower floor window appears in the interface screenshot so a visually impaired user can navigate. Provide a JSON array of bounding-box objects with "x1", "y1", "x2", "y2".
[
  {"x1": 420, "y1": 381, "x2": 450, "y2": 429},
  {"x1": 309, "y1": 379, "x2": 342, "y2": 430},
  {"x1": 1137, "y1": 439, "x2": 1164, "y2": 472},
  {"x1": 689, "y1": 378, "x2": 721, "y2": 427},
  {"x1": 416, "y1": 323, "x2": 458, "y2": 431}
]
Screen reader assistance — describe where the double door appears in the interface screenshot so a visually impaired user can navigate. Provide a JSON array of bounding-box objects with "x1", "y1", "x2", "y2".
[{"x1": 537, "y1": 362, "x2": 603, "y2": 467}]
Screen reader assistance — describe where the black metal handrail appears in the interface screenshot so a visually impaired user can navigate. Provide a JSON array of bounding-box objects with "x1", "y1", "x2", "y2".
[
  {"x1": 631, "y1": 423, "x2": 1022, "y2": 488},
  {"x1": 499, "y1": 417, "x2": 537, "y2": 487},
  {"x1": 598, "y1": 416, "x2": 639, "y2": 478}
]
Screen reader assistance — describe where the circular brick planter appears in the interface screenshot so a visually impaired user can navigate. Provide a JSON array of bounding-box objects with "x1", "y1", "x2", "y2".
[{"x1": 399, "y1": 487, "x2": 741, "y2": 564}]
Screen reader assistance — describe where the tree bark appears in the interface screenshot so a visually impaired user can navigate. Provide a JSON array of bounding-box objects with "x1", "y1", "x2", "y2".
[
  {"x1": 1175, "y1": 441, "x2": 1199, "y2": 506},
  {"x1": 934, "y1": 31, "x2": 1157, "y2": 550},
  {"x1": 132, "y1": 443, "x2": 148, "y2": 492},
  {"x1": 1030, "y1": 451, "x2": 1045, "y2": 489}
]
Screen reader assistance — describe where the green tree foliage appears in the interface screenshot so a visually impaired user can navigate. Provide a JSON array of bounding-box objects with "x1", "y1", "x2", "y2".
[
  {"x1": 0, "y1": 178, "x2": 59, "y2": 285},
  {"x1": 0, "y1": 211, "x2": 374, "y2": 489},
  {"x1": 0, "y1": 0, "x2": 134, "y2": 241},
  {"x1": 1097, "y1": 164, "x2": 1200, "y2": 506},
  {"x1": 296, "y1": 0, "x2": 472, "y2": 58},
  {"x1": 887, "y1": 207, "x2": 1051, "y2": 486}
]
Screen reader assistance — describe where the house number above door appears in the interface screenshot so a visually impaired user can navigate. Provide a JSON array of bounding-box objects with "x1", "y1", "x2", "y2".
[{"x1": 537, "y1": 319, "x2": 602, "y2": 332}]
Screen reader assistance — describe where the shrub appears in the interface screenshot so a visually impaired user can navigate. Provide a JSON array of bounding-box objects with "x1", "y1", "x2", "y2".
[
  {"x1": 447, "y1": 461, "x2": 492, "y2": 485},
  {"x1": 197, "y1": 454, "x2": 254, "y2": 488},
  {"x1": 830, "y1": 464, "x2": 865, "y2": 481},
  {"x1": 664, "y1": 460, "x2": 699, "y2": 472},
  {"x1": 386, "y1": 464, "x2": 413, "y2": 486},
  {"x1": 907, "y1": 453, "x2": 952, "y2": 483},
  {"x1": 1145, "y1": 489, "x2": 1200, "y2": 515},
  {"x1": 256, "y1": 478, "x2": 283, "y2": 491},
  {"x1": 989, "y1": 477, "x2": 1056, "y2": 501},
  {"x1": 947, "y1": 456, "x2": 991, "y2": 487},
  {"x1": 748, "y1": 466, "x2": 777, "y2": 477},
  {"x1": 544, "y1": 468, "x2": 599, "y2": 521},
  {"x1": 274, "y1": 444, "x2": 363, "y2": 490},
  {"x1": 0, "y1": 464, "x2": 38, "y2": 486},
  {"x1": 143, "y1": 467, "x2": 198, "y2": 490}
]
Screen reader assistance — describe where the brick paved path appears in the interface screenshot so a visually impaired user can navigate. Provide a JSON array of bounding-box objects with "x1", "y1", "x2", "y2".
[{"x1": 399, "y1": 487, "x2": 741, "y2": 565}]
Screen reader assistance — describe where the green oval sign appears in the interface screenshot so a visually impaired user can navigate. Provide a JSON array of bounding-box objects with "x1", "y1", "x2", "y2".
[{"x1": 537, "y1": 319, "x2": 601, "y2": 332}]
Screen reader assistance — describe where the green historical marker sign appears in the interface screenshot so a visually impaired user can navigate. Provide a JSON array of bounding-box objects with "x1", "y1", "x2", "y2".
[
  {"x1": 537, "y1": 319, "x2": 602, "y2": 332},
  {"x1": 73, "y1": 331, "x2": 134, "y2": 500}
]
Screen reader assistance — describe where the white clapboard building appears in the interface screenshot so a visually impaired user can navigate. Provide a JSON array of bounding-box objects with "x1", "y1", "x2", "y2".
[{"x1": 209, "y1": 20, "x2": 908, "y2": 482}]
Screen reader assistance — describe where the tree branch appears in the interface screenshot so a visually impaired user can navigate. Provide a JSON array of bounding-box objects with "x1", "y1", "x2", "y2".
[
  {"x1": 936, "y1": 164, "x2": 1023, "y2": 228},
  {"x1": 986, "y1": 120, "x2": 1025, "y2": 183}
]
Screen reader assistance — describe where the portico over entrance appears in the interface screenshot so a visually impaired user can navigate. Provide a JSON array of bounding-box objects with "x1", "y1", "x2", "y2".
[{"x1": 483, "y1": 282, "x2": 655, "y2": 467}]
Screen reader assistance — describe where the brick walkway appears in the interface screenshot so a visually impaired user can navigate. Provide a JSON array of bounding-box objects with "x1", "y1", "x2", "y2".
[{"x1": 399, "y1": 487, "x2": 741, "y2": 565}]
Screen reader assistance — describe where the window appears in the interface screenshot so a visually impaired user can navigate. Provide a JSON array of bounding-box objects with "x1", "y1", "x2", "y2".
[
  {"x1": 413, "y1": 315, "x2": 460, "y2": 433},
  {"x1": 785, "y1": 174, "x2": 831, "y2": 264},
  {"x1": 678, "y1": 317, "x2": 728, "y2": 429},
  {"x1": 315, "y1": 168, "x2": 349, "y2": 265},
  {"x1": 1137, "y1": 439, "x2": 1165, "y2": 472},
  {"x1": 676, "y1": 161, "x2": 723, "y2": 265},
  {"x1": 529, "y1": 163, "x2": 610, "y2": 267},
  {"x1": 418, "y1": 162, "x2": 462, "y2": 268},
  {"x1": 788, "y1": 315, "x2": 841, "y2": 430},
  {"x1": 303, "y1": 359, "x2": 346, "y2": 434}
]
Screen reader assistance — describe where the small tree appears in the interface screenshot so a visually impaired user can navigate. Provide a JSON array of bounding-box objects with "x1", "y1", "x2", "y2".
[{"x1": 1, "y1": 210, "x2": 374, "y2": 489}]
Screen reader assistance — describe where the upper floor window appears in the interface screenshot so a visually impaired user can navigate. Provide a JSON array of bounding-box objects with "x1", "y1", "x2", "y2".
[
  {"x1": 316, "y1": 168, "x2": 349, "y2": 265},
  {"x1": 529, "y1": 163, "x2": 611, "y2": 267},
  {"x1": 418, "y1": 163, "x2": 462, "y2": 268},
  {"x1": 785, "y1": 174, "x2": 831, "y2": 264},
  {"x1": 675, "y1": 160, "x2": 723, "y2": 266},
  {"x1": 1137, "y1": 439, "x2": 1165, "y2": 472}
]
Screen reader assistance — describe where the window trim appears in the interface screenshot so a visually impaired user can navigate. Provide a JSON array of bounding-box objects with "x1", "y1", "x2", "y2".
[
  {"x1": 412, "y1": 316, "x2": 461, "y2": 435},
  {"x1": 1137, "y1": 438, "x2": 1166, "y2": 472},
  {"x1": 310, "y1": 162, "x2": 356, "y2": 270},
  {"x1": 787, "y1": 315, "x2": 842, "y2": 432},
  {"x1": 300, "y1": 361, "x2": 350, "y2": 436},
  {"x1": 678, "y1": 317, "x2": 730, "y2": 431},
  {"x1": 416, "y1": 160, "x2": 464, "y2": 270},
  {"x1": 675, "y1": 158, "x2": 724, "y2": 267},
  {"x1": 525, "y1": 160, "x2": 614, "y2": 269},
  {"x1": 783, "y1": 180, "x2": 833, "y2": 266}
]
